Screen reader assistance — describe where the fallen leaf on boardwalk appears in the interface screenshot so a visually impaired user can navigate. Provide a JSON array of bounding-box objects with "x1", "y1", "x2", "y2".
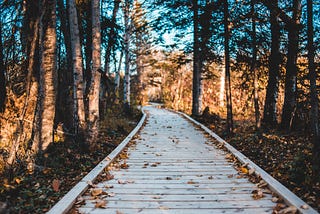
[
  {"x1": 152, "y1": 196, "x2": 161, "y2": 199},
  {"x1": 240, "y1": 167, "x2": 249, "y2": 174},
  {"x1": 257, "y1": 180, "x2": 268, "y2": 188},
  {"x1": 300, "y1": 204, "x2": 309, "y2": 209},
  {"x1": 151, "y1": 163, "x2": 158, "y2": 167},
  {"x1": 106, "y1": 173, "x2": 114, "y2": 180},
  {"x1": 108, "y1": 192, "x2": 116, "y2": 197},
  {"x1": 104, "y1": 185, "x2": 114, "y2": 189},
  {"x1": 116, "y1": 211, "x2": 124, "y2": 214},
  {"x1": 75, "y1": 197, "x2": 85, "y2": 206},
  {"x1": 52, "y1": 179, "x2": 60, "y2": 192},
  {"x1": 228, "y1": 174, "x2": 234, "y2": 178},
  {"x1": 248, "y1": 168, "x2": 255, "y2": 175},
  {"x1": 120, "y1": 162, "x2": 129, "y2": 169},
  {"x1": 159, "y1": 206, "x2": 169, "y2": 210},
  {"x1": 278, "y1": 206, "x2": 297, "y2": 214},
  {"x1": 95, "y1": 199, "x2": 107, "y2": 208},
  {"x1": 187, "y1": 180, "x2": 197, "y2": 184},
  {"x1": 91, "y1": 188, "x2": 103, "y2": 196},
  {"x1": 272, "y1": 197, "x2": 279, "y2": 203},
  {"x1": 87, "y1": 181, "x2": 96, "y2": 188},
  {"x1": 208, "y1": 176, "x2": 214, "y2": 179},
  {"x1": 252, "y1": 189, "x2": 265, "y2": 200},
  {"x1": 119, "y1": 153, "x2": 128, "y2": 159},
  {"x1": 166, "y1": 177, "x2": 172, "y2": 180}
]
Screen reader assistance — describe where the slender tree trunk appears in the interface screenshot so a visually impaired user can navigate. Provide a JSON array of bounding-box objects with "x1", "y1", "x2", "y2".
[
  {"x1": 57, "y1": 0, "x2": 74, "y2": 131},
  {"x1": 104, "y1": 0, "x2": 121, "y2": 74},
  {"x1": 69, "y1": 0, "x2": 86, "y2": 133},
  {"x1": 281, "y1": 0, "x2": 301, "y2": 131},
  {"x1": 88, "y1": 0, "x2": 101, "y2": 143},
  {"x1": 219, "y1": 66, "x2": 225, "y2": 107},
  {"x1": 0, "y1": 22, "x2": 6, "y2": 113},
  {"x1": 224, "y1": 0, "x2": 233, "y2": 134},
  {"x1": 192, "y1": 0, "x2": 202, "y2": 116},
  {"x1": 307, "y1": 0, "x2": 320, "y2": 181},
  {"x1": 115, "y1": 49, "x2": 123, "y2": 91},
  {"x1": 32, "y1": 0, "x2": 57, "y2": 152},
  {"x1": 251, "y1": 0, "x2": 260, "y2": 129},
  {"x1": 123, "y1": 0, "x2": 131, "y2": 107},
  {"x1": 262, "y1": 0, "x2": 281, "y2": 128}
]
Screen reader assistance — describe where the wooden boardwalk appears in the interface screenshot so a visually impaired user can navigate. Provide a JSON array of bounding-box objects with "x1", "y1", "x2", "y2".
[{"x1": 48, "y1": 105, "x2": 318, "y2": 214}]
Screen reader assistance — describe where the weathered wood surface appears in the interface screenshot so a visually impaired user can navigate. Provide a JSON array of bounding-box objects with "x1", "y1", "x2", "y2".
[{"x1": 75, "y1": 106, "x2": 280, "y2": 214}]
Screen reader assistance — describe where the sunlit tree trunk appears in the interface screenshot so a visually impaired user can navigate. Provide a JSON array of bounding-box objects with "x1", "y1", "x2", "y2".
[
  {"x1": 262, "y1": 0, "x2": 280, "y2": 128},
  {"x1": 88, "y1": 0, "x2": 101, "y2": 143},
  {"x1": 224, "y1": 0, "x2": 233, "y2": 134},
  {"x1": 307, "y1": 0, "x2": 320, "y2": 181},
  {"x1": 251, "y1": 0, "x2": 260, "y2": 130},
  {"x1": 192, "y1": 0, "x2": 202, "y2": 116},
  {"x1": 219, "y1": 66, "x2": 225, "y2": 108},
  {"x1": 32, "y1": 0, "x2": 57, "y2": 152},
  {"x1": 69, "y1": 0, "x2": 86, "y2": 133},
  {"x1": 0, "y1": 22, "x2": 6, "y2": 113},
  {"x1": 123, "y1": 0, "x2": 131, "y2": 107},
  {"x1": 281, "y1": 0, "x2": 301, "y2": 131}
]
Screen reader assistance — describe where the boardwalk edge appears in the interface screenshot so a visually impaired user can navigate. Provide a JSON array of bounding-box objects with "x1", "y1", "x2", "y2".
[
  {"x1": 47, "y1": 108, "x2": 147, "y2": 214},
  {"x1": 179, "y1": 111, "x2": 318, "y2": 214}
]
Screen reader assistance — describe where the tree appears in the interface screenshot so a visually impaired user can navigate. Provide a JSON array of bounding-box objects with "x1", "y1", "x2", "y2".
[
  {"x1": 307, "y1": 0, "x2": 320, "y2": 181},
  {"x1": 262, "y1": 0, "x2": 281, "y2": 128},
  {"x1": 224, "y1": 0, "x2": 233, "y2": 134},
  {"x1": 32, "y1": 0, "x2": 57, "y2": 152},
  {"x1": 123, "y1": 0, "x2": 131, "y2": 107},
  {"x1": 281, "y1": 0, "x2": 302, "y2": 131},
  {"x1": 0, "y1": 22, "x2": 6, "y2": 113},
  {"x1": 69, "y1": 0, "x2": 86, "y2": 133},
  {"x1": 88, "y1": 0, "x2": 101, "y2": 143},
  {"x1": 192, "y1": 0, "x2": 202, "y2": 116}
]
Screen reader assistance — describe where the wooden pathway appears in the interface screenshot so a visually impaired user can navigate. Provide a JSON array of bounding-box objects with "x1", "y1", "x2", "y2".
[{"x1": 48, "y1": 105, "x2": 318, "y2": 214}]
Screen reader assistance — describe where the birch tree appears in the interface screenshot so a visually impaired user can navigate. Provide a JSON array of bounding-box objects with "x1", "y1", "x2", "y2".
[
  {"x1": 32, "y1": 0, "x2": 57, "y2": 152},
  {"x1": 88, "y1": 0, "x2": 101, "y2": 142},
  {"x1": 69, "y1": 0, "x2": 86, "y2": 133},
  {"x1": 123, "y1": 0, "x2": 131, "y2": 107}
]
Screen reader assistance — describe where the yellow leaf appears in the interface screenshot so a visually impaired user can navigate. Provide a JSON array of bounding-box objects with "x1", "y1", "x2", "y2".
[
  {"x1": 240, "y1": 167, "x2": 249, "y2": 174},
  {"x1": 91, "y1": 188, "x2": 103, "y2": 196}
]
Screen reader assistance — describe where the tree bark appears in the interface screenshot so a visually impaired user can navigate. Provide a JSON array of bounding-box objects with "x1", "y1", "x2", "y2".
[
  {"x1": 69, "y1": 0, "x2": 86, "y2": 133},
  {"x1": 192, "y1": 0, "x2": 202, "y2": 116},
  {"x1": 88, "y1": 0, "x2": 101, "y2": 143},
  {"x1": 224, "y1": 0, "x2": 233, "y2": 134},
  {"x1": 251, "y1": 0, "x2": 260, "y2": 130},
  {"x1": 307, "y1": 0, "x2": 320, "y2": 181},
  {"x1": 281, "y1": 0, "x2": 301, "y2": 131},
  {"x1": 32, "y1": 0, "x2": 57, "y2": 152},
  {"x1": 262, "y1": 0, "x2": 280, "y2": 128},
  {"x1": 0, "y1": 22, "x2": 6, "y2": 113},
  {"x1": 123, "y1": 0, "x2": 131, "y2": 107}
]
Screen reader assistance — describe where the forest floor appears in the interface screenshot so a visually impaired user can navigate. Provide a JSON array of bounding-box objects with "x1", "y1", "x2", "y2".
[
  {"x1": 195, "y1": 112, "x2": 320, "y2": 212},
  {"x1": 0, "y1": 105, "x2": 142, "y2": 214}
]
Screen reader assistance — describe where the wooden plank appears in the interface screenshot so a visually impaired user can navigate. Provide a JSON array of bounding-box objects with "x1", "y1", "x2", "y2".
[
  {"x1": 46, "y1": 110, "x2": 147, "y2": 214},
  {"x1": 78, "y1": 207, "x2": 274, "y2": 214},
  {"x1": 180, "y1": 111, "x2": 318, "y2": 214},
  {"x1": 80, "y1": 200, "x2": 275, "y2": 209}
]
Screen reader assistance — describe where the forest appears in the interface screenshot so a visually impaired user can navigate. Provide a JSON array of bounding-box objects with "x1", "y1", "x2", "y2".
[{"x1": 0, "y1": 0, "x2": 319, "y2": 213}]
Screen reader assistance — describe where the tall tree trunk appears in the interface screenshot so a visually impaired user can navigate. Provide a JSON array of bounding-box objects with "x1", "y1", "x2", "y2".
[
  {"x1": 104, "y1": 0, "x2": 121, "y2": 74},
  {"x1": 32, "y1": 0, "x2": 57, "y2": 152},
  {"x1": 0, "y1": 22, "x2": 6, "y2": 113},
  {"x1": 57, "y1": 0, "x2": 74, "y2": 131},
  {"x1": 224, "y1": 0, "x2": 233, "y2": 134},
  {"x1": 123, "y1": 0, "x2": 131, "y2": 107},
  {"x1": 69, "y1": 0, "x2": 86, "y2": 133},
  {"x1": 262, "y1": 0, "x2": 281, "y2": 128},
  {"x1": 192, "y1": 0, "x2": 202, "y2": 116},
  {"x1": 251, "y1": 0, "x2": 260, "y2": 130},
  {"x1": 307, "y1": 0, "x2": 320, "y2": 181},
  {"x1": 281, "y1": 0, "x2": 301, "y2": 131},
  {"x1": 88, "y1": 0, "x2": 101, "y2": 143},
  {"x1": 219, "y1": 66, "x2": 225, "y2": 107}
]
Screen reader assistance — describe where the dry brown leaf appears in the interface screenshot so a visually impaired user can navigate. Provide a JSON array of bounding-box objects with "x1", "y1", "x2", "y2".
[
  {"x1": 300, "y1": 204, "x2": 309, "y2": 209},
  {"x1": 252, "y1": 189, "x2": 265, "y2": 200},
  {"x1": 120, "y1": 162, "x2": 129, "y2": 169},
  {"x1": 91, "y1": 188, "x2": 103, "y2": 197},
  {"x1": 95, "y1": 199, "x2": 107, "y2": 208},
  {"x1": 52, "y1": 179, "x2": 60, "y2": 192},
  {"x1": 278, "y1": 206, "x2": 297, "y2": 214}
]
